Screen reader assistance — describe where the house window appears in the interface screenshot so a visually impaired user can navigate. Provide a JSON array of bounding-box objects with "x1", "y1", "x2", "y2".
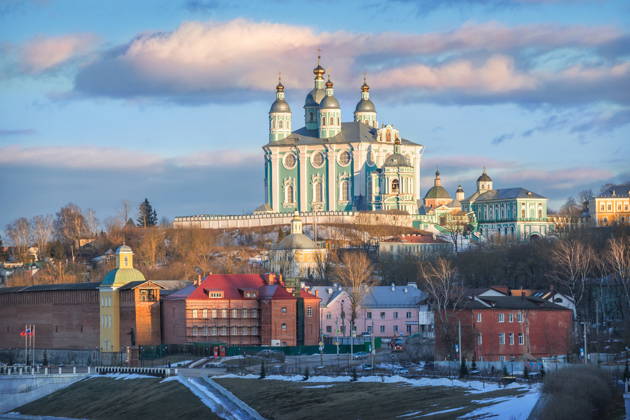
[
  {"x1": 231, "y1": 326, "x2": 238, "y2": 336},
  {"x1": 499, "y1": 333, "x2": 505, "y2": 344},
  {"x1": 518, "y1": 333, "x2": 524, "y2": 345},
  {"x1": 367, "y1": 325, "x2": 373, "y2": 334},
  {"x1": 192, "y1": 326, "x2": 198, "y2": 336},
  {"x1": 321, "y1": 116, "x2": 326, "y2": 126},
  {"x1": 379, "y1": 325, "x2": 385, "y2": 333},
  {"x1": 286, "y1": 185, "x2": 294, "y2": 204},
  {"x1": 281, "y1": 323, "x2": 287, "y2": 331},
  {"x1": 192, "y1": 309, "x2": 198, "y2": 319},
  {"x1": 210, "y1": 327, "x2": 217, "y2": 336},
  {"x1": 252, "y1": 327, "x2": 259, "y2": 336},
  {"x1": 477, "y1": 334, "x2": 483, "y2": 345},
  {"x1": 251, "y1": 309, "x2": 258, "y2": 318},
  {"x1": 281, "y1": 307, "x2": 287, "y2": 313},
  {"x1": 517, "y1": 312, "x2": 523, "y2": 322},
  {"x1": 394, "y1": 325, "x2": 399, "y2": 333},
  {"x1": 406, "y1": 312, "x2": 412, "y2": 319},
  {"x1": 202, "y1": 309, "x2": 208, "y2": 319},
  {"x1": 394, "y1": 312, "x2": 399, "y2": 319},
  {"x1": 220, "y1": 327, "x2": 227, "y2": 336},
  {"x1": 340, "y1": 180, "x2": 350, "y2": 202},
  {"x1": 326, "y1": 326, "x2": 332, "y2": 333},
  {"x1": 499, "y1": 355, "x2": 506, "y2": 362},
  {"x1": 211, "y1": 309, "x2": 218, "y2": 318},
  {"x1": 498, "y1": 313, "x2": 504, "y2": 323},
  {"x1": 203, "y1": 326, "x2": 208, "y2": 336},
  {"x1": 209, "y1": 291, "x2": 223, "y2": 298},
  {"x1": 241, "y1": 327, "x2": 248, "y2": 336},
  {"x1": 367, "y1": 312, "x2": 372, "y2": 319},
  {"x1": 242, "y1": 308, "x2": 248, "y2": 318},
  {"x1": 314, "y1": 180, "x2": 323, "y2": 202},
  {"x1": 231, "y1": 309, "x2": 239, "y2": 318},
  {"x1": 508, "y1": 313, "x2": 513, "y2": 323},
  {"x1": 380, "y1": 312, "x2": 386, "y2": 319},
  {"x1": 406, "y1": 325, "x2": 412, "y2": 334},
  {"x1": 509, "y1": 333, "x2": 514, "y2": 345},
  {"x1": 326, "y1": 313, "x2": 332, "y2": 320},
  {"x1": 307, "y1": 306, "x2": 313, "y2": 317},
  {"x1": 221, "y1": 309, "x2": 228, "y2": 318},
  {"x1": 476, "y1": 313, "x2": 482, "y2": 322}
]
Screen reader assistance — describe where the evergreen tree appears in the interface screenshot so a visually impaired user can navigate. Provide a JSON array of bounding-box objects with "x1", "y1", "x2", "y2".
[
  {"x1": 303, "y1": 367, "x2": 309, "y2": 381},
  {"x1": 459, "y1": 358, "x2": 468, "y2": 378},
  {"x1": 523, "y1": 365, "x2": 529, "y2": 379},
  {"x1": 137, "y1": 199, "x2": 158, "y2": 227},
  {"x1": 351, "y1": 368, "x2": 358, "y2": 382},
  {"x1": 259, "y1": 362, "x2": 266, "y2": 379},
  {"x1": 503, "y1": 366, "x2": 509, "y2": 376}
]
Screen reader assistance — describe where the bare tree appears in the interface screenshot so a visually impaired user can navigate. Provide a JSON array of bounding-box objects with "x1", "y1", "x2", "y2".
[
  {"x1": 83, "y1": 208, "x2": 99, "y2": 236},
  {"x1": 559, "y1": 197, "x2": 582, "y2": 218},
  {"x1": 334, "y1": 252, "x2": 377, "y2": 336},
  {"x1": 137, "y1": 227, "x2": 164, "y2": 268},
  {"x1": 5, "y1": 217, "x2": 32, "y2": 261},
  {"x1": 605, "y1": 237, "x2": 630, "y2": 319},
  {"x1": 548, "y1": 239, "x2": 596, "y2": 321},
  {"x1": 54, "y1": 203, "x2": 87, "y2": 262},
  {"x1": 418, "y1": 257, "x2": 462, "y2": 359},
  {"x1": 119, "y1": 200, "x2": 131, "y2": 226},
  {"x1": 31, "y1": 215, "x2": 54, "y2": 260},
  {"x1": 443, "y1": 216, "x2": 468, "y2": 253},
  {"x1": 314, "y1": 249, "x2": 336, "y2": 281}
]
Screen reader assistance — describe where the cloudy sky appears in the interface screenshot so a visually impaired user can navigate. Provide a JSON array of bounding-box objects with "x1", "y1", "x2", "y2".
[{"x1": 1, "y1": 0, "x2": 629, "y2": 228}]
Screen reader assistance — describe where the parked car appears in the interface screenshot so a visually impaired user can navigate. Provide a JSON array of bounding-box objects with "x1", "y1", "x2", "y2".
[{"x1": 352, "y1": 352, "x2": 368, "y2": 359}]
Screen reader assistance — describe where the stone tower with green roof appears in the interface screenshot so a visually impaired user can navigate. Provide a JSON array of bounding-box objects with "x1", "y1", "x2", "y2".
[{"x1": 99, "y1": 245, "x2": 146, "y2": 353}]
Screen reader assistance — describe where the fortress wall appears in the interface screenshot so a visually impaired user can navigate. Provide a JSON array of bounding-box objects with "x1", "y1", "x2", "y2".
[{"x1": 173, "y1": 211, "x2": 419, "y2": 230}]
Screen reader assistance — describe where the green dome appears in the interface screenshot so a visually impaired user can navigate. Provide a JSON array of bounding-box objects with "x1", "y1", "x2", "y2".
[
  {"x1": 101, "y1": 268, "x2": 146, "y2": 287},
  {"x1": 424, "y1": 185, "x2": 451, "y2": 199}
]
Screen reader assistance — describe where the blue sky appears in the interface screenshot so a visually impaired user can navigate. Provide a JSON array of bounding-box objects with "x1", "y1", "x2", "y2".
[{"x1": 1, "y1": 0, "x2": 629, "y2": 229}]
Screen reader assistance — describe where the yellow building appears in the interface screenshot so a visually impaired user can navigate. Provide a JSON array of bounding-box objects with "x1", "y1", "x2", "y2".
[
  {"x1": 99, "y1": 245, "x2": 146, "y2": 353},
  {"x1": 590, "y1": 184, "x2": 630, "y2": 226}
]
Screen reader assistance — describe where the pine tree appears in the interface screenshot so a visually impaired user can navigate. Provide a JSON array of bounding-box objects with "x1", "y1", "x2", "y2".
[
  {"x1": 503, "y1": 366, "x2": 509, "y2": 376},
  {"x1": 259, "y1": 362, "x2": 266, "y2": 379},
  {"x1": 303, "y1": 367, "x2": 309, "y2": 381},
  {"x1": 351, "y1": 368, "x2": 358, "y2": 382},
  {"x1": 459, "y1": 358, "x2": 468, "y2": 378},
  {"x1": 137, "y1": 199, "x2": 158, "y2": 227}
]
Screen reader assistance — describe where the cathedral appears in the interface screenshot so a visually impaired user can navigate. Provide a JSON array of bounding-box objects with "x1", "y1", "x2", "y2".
[{"x1": 260, "y1": 58, "x2": 423, "y2": 215}]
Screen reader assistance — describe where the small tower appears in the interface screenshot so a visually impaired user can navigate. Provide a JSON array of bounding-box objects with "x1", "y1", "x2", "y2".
[
  {"x1": 434, "y1": 169, "x2": 442, "y2": 187},
  {"x1": 354, "y1": 76, "x2": 377, "y2": 128},
  {"x1": 455, "y1": 185, "x2": 465, "y2": 202},
  {"x1": 290, "y1": 211, "x2": 303, "y2": 235},
  {"x1": 318, "y1": 75, "x2": 342, "y2": 138},
  {"x1": 477, "y1": 168, "x2": 493, "y2": 193},
  {"x1": 269, "y1": 75, "x2": 292, "y2": 142},
  {"x1": 304, "y1": 55, "x2": 326, "y2": 131}
]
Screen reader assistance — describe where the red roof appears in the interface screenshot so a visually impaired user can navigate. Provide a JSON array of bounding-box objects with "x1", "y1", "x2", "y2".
[
  {"x1": 384, "y1": 234, "x2": 447, "y2": 244},
  {"x1": 188, "y1": 274, "x2": 268, "y2": 300}
]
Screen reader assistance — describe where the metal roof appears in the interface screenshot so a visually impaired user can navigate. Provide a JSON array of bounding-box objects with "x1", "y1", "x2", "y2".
[
  {"x1": 0, "y1": 282, "x2": 101, "y2": 294},
  {"x1": 475, "y1": 188, "x2": 546, "y2": 201}
]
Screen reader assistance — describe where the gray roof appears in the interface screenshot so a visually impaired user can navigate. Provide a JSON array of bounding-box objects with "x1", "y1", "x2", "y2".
[
  {"x1": 462, "y1": 295, "x2": 569, "y2": 310},
  {"x1": 475, "y1": 188, "x2": 546, "y2": 201},
  {"x1": 270, "y1": 99, "x2": 291, "y2": 113},
  {"x1": 362, "y1": 285, "x2": 426, "y2": 308},
  {"x1": 305, "y1": 88, "x2": 325, "y2": 107},
  {"x1": 384, "y1": 153, "x2": 412, "y2": 167},
  {"x1": 150, "y1": 280, "x2": 192, "y2": 290},
  {"x1": 598, "y1": 183, "x2": 630, "y2": 197},
  {"x1": 265, "y1": 122, "x2": 420, "y2": 147},
  {"x1": 274, "y1": 233, "x2": 318, "y2": 250},
  {"x1": 424, "y1": 185, "x2": 451, "y2": 199},
  {"x1": 477, "y1": 172, "x2": 492, "y2": 182},
  {"x1": 0, "y1": 282, "x2": 100, "y2": 294},
  {"x1": 355, "y1": 98, "x2": 376, "y2": 113},
  {"x1": 162, "y1": 284, "x2": 196, "y2": 300},
  {"x1": 320, "y1": 94, "x2": 340, "y2": 109},
  {"x1": 310, "y1": 286, "x2": 345, "y2": 307}
]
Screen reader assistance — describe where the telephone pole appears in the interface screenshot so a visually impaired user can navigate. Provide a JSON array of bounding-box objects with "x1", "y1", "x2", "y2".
[{"x1": 458, "y1": 319, "x2": 462, "y2": 365}]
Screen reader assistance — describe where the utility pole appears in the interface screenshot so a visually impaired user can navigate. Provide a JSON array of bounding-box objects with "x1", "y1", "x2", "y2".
[
  {"x1": 582, "y1": 322, "x2": 588, "y2": 364},
  {"x1": 458, "y1": 319, "x2": 462, "y2": 365}
]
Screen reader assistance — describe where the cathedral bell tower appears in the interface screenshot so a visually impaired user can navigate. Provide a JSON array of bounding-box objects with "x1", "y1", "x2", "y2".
[
  {"x1": 304, "y1": 56, "x2": 326, "y2": 131},
  {"x1": 318, "y1": 75, "x2": 342, "y2": 138},
  {"x1": 354, "y1": 76, "x2": 377, "y2": 128},
  {"x1": 269, "y1": 76, "x2": 292, "y2": 142}
]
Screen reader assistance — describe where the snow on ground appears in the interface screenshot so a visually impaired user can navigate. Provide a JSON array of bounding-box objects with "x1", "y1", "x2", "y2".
[
  {"x1": 213, "y1": 373, "x2": 524, "y2": 394},
  {"x1": 169, "y1": 376, "x2": 232, "y2": 419},
  {"x1": 157, "y1": 360, "x2": 192, "y2": 368},
  {"x1": 460, "y1": 385, "x2": 541, "y2": 419},
  {"x1": 90, "y1": 373, "x2": 155, "y2": 380},
  {"x1": 420, "y1": 407, "x2": 465, "y2": 417},
  {"x1": 303, "y1": 384, "x2": 334, "y2": 389}
]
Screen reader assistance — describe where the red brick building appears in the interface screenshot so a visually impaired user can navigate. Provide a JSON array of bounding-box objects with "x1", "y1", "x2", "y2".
[
  {"x1": 437, "y1": 295, "x2": 572, "y2": 361},
  {"x1": 162, "y1": 273, "x2": 320, "y2": 346}
]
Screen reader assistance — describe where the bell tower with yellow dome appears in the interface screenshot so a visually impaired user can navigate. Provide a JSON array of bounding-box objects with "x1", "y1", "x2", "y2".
[{"x1": 99, "y1": 245, "x2": 146, "y2": 354}]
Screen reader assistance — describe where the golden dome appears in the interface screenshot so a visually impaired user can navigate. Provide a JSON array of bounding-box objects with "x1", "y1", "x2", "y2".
[{"x1": 313, "y1": 55, "x2": 325, "y2": 79}]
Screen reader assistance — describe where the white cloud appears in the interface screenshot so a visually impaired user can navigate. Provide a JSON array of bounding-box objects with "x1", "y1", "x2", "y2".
[{"x1": 19, "y1": 33, "x2": 98, "y2": 74}]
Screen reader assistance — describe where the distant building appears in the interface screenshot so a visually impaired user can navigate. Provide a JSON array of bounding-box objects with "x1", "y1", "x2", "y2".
[
  {"x1": 378, "y1": 233, "x2": 453, "y2": 259},
  {"x1": 163, "y1": 273, "x2": 320, "y2": 347},
  {"x1": 268, "y1": 212, "x2": 327, "y2": 279},
  {"x1": 312, "y1": 283, "x2": 433, "y2": 339},
  {"x1": 462, "y1": 169, "x2": 554, "y2": 240},
  {"x1": 438, "y1": 295, "x2": 572, "y2": 361},
  {"x1": 589, "y1": 183, "x2": 630, "y2": 226}
]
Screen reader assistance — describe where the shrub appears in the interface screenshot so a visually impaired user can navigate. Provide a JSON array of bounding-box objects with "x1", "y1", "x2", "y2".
[
  {"x1": 523, "y1": 365, "x2": 529, "y2": 379},
  {"x1": 540, "y1": 366, "x2": 616, "y2": 420},
  {"x1": 351, "y1": 369, "x2": 358, "y2": 382},
  {"x1": 259, "y1": 362, "x2": 266, "y2": 379},
  {"x1": 502, "y1": 366, "x2": 508, "y2": 376},
  {"x1": 459, "y1": 359, "x2": 468, "y2": 378},
  {"x1": 303, "y1": 367, "x2": 309, "y2": 381}
]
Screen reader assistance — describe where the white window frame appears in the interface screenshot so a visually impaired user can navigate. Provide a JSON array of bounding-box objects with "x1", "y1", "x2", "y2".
[
  {"x1": 498, "y1": 313, "x2": 505, "y2": 323},
  {"x1": 499, "y1": 333, "x2": 505, "y2": 345},
  {"x1": 518, "y1": 333, "x2": 524, "y2": 345}
]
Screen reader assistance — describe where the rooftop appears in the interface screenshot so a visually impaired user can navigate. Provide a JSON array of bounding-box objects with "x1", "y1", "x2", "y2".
[{"x1": 475, "y1": 188, "x2": 546, "y2": 201}]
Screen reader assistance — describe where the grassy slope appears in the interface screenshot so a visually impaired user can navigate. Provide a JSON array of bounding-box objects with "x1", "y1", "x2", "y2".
[
  {"x1": 15, "y1": 377, "x2": 220, "y2": 420},
  {"x1": 216, "y1": 378, "x2": 529, "y2": 420}
]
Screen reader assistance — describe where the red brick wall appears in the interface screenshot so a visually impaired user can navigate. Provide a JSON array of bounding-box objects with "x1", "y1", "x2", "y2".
[
  {"x1": 0, "y1": 290, "x2": 99, "y2": 350},
  {"x1": 303, "y1": 298, "x2": 320, "y2": 345},
  {"x1": 184, "y1": 299, "x2": 261, "y2": 346},
  {"x1": 439, "y1": 308, "x2": 573, "y2": 361},
  {"x1": 162, "y1": 299, "x2": 186, "y2": 344},
  {"x1": 270, "y1": 299, "x2": 297, "y2": 346}
]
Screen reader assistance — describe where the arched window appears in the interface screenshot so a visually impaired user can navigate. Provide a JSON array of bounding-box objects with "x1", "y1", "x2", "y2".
[
  {"x1": 386, "y1": 130, "x2": 391, "y2": 142},
  {"x1": 286, "y1": 184, "x2": 294, "y2": 204},
  {"x1": 538, "y1": 209, "x2": 543, "y2": 218},
  {"x1": 391, "y1": 179, "x2": 400, "y2": 193},
  {"x1": 279, "y1": 120, "x2": 283, "y2": 129},
  {"x1": 340, "y1": 180, "x2": 350, "y2": 202},
  {"x1": 314, "y1": 180, "x2": 323, "y2": 202},
  {"x1": 329, "y1": 116, "x2": 334, "y2": 126},
  {"x1": 336, "y1": 117, "x2": 340, "y2": 125},
  {"x1": 321, "y1": 116, "x2": 326, "y2": 126},
  {"x1": 309, "y1": 111, "x2": 314, "y2": 122}
]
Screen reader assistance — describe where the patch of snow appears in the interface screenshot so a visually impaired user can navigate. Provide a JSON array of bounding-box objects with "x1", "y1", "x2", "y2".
[
  {"x1": 398, "y1": 410, "x2": 422, "y2": 417},
  {"x1": 459, "y1": 385, "x2": 540, "y2": 419},
  {"x1": 303, "y1": 384, "x2": 334, "y2": 389},
  {"x1": 420, "y1": 407, "x2": 464, "y2": 417},
  {"x1": 160, "y1": 376, "x2": 180, "y2": 383},
  {"x1": 171, "y1": 376, "x2": 233, "y2": 419},
  {"x1": 92, "y1": 373, "x2": 155, "y2": 380}
]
